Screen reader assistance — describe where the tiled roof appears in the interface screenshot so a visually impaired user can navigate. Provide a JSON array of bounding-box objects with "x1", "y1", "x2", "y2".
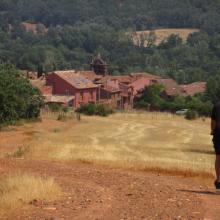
[
  {"x1": 156, "y1": 78, "x2": 181, "y2": 96},
  {"x1": 111, "y1": 75, "x2": 133, "y2": 84},
  {"x1": 129, "y1": 72, "x2": 162, "y2": 80},
  {"x1": 75, "y1": 70, "x2": 102, "y2": 81},
  {"x1": 101, "y1": 85, "x2": 121, "y2": 93},
  {"x1": 30, "y1": 78, "x2": 45, "y2": 89},
  {"x1": 45, "y1": 95, "x2": 74, "y2": 104},
  {"x1": 30, "y1": 78, "x2": 52, "y2": 95},
  {"x1": 53, "y1": 71, "x2": 98, "y2": 89},
  {"x1": 180, "y1": 81, "x2": 206, "y2": 96},
  {"x1": 96, "y1": 73, "x2": 160, "y2": 85},
  {"x1": 95, "y1": 76, "x2": 111, "y2": 84},
  {"x1": 97, "y1": 77, "x2": 121, "y2": 93},
  {"x1": 130, "y1": 77, "x2": 152, "y2": 95}
]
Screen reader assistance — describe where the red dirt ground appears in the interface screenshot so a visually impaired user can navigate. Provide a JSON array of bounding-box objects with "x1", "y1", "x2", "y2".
[
  {"x1": 0, "y1": 120, "x2": 220, "y2": 219},
  {"x1": 1, "y1": 159, "x2": 220, "y2": 220}
]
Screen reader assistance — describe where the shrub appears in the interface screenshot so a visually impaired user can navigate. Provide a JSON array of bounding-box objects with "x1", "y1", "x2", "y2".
[
  {"x1": 0, "y1": 64, "x2": 43, "y2": 125},
  {"x1": 48, "y1": 103, "x2": 62, "y2": 112},
  {"x1": 185, "y1": 110, "x2": 198, "y2": 120},
  {"x1": 95, "y1": 104, "x2": 114, "y2": 116},
  {"x1": 76, "y1": 103, "x2": 114, "y2": 117},
  {"x1": 62, "y1": 106, "x2": 69, "y2": 113}
]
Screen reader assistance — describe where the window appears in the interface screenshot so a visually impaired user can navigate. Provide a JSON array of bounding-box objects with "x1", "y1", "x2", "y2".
[
  {"x1": 80, "y1": 92, "x2": 84, "y2": 101},
  {"x1": 90, "y1": 91, "x2": 93, "y2": 100}
]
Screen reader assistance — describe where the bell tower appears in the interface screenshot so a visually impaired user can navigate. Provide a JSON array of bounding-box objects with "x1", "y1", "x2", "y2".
[{"x1": 90, "y1": 54, "x2": 108, "y2": 76}]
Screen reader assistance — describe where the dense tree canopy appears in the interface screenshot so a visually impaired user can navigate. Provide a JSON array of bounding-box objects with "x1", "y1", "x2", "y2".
[
  {"x1": 0, "y1": 64, "x2": 43, "y2": 124},
  {"x1": 1, "y1": 0, "x2": 220, "y2": 33}
]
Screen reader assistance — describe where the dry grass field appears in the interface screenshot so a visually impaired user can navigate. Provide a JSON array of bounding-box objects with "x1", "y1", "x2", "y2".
[
  {"x1": 0, "y1": 173, "x2": 61, "y2": 215},
  {"x1": 131, "y1": 28, "x2": 200, "y2": 46},
  {"x1": 16, "y1": 111, "x2": 214, "y2": 177},
  {"x1": 1, "y1": 112, "x2": 219, "y2": 219}
]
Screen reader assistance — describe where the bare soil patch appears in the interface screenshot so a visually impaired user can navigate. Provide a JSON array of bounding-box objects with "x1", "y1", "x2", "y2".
[{"x1": 1, "y1": 159, "x2": 220, "y2": 220}]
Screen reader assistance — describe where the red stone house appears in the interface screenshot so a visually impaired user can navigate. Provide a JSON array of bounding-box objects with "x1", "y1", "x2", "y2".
[
  {"x1": 119, "y1": 83, "x2": 133, "y2": 109},
  {"x1": 130, "y1": 76, "x2": 157, "y2": 96},
  {"x1": 95, "y1": 77, "x2": 122, "y2": 108},
  {"x1": 46, "y1": 71, "x2": 98, "y2": 108},
  {"x1": 29, "y1": 54, "x2": 208, "y2": 111},
  {"x1": 155, "y1": 78, "x2": 182, "y2": 99},
  {"x1": 94, "y1": 71, "x2": 162, "y2": 109},
  {"x1": 123, "y1": 74, "x2": 161, "y2": 108}
]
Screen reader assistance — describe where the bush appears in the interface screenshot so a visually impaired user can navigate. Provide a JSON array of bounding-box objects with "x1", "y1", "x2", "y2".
[
  {"x1": 185, "y1": 110, "x2": 198, "y2": 120},
  {"x1": 48, "y1": 103, "x2": 62, "y2": 112},
  {"x1": 0, "y1": 64, "x2": 43, "y2": 125},
  {"x1": 62, "y1": 106, "x2": 69, "y2": 113},
  {"x1": 95, "y1": 104, "x2": 114, "y2": 116},
  {"x1": 76, "y1": 103, "x2": 114, "y2": 117}
]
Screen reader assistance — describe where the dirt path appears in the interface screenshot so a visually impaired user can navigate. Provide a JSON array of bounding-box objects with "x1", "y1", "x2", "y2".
[{"x1": 1, "y1": 159, "x2": 220, "y2": 220}]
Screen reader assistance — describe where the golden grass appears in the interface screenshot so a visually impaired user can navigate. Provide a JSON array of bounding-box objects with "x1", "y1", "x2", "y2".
[
  {"x1": 0, "y1": 173, "x2": 61, "y2": 213},
  {"x1": 25, "y1": 112, "x2": 215, "y2": 177},
  {"x1": 131, "y1": 28, "x2": 200, "y2": 46}
]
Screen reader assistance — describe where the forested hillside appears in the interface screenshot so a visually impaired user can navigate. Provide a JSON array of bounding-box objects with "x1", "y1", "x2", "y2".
[
  {"x1": 1, "y1": 0, "x2": 220, "y2": 87},
  {"x1": 1, "y1": 0, "x2": 220, "y2": 32}
]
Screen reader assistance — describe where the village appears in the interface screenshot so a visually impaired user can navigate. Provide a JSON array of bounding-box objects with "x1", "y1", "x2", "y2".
[{"x1": 28, "y1": 55, "x2": 206, "y2": 111}]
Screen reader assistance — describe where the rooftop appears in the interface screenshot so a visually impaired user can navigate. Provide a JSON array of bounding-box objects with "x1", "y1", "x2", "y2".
[
  {"x1": 45, "y1": 95, "x2": 74, "y2": 104},
  {"x1": 52, "y1": 71, "x2": 98, "y2": 89},
  {"x1": 130, "y1": 77, "x2": 152, "y2": 95},
  {"x1": 156, "y1": 78, "x2": 182, "y2": 96},
  {"x1": 129, "y1": 72, "x2": 162, "y2": 80},
  {"x1": 75, "y1": 70, "x2": 102, "y2": 81}
]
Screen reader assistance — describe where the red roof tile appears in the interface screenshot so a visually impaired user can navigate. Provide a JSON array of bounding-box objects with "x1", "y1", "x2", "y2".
[
  {"x1": 101, "y1": 85, "x2": 121, "y2": 93},
  {"x1": 30, "y1": 78, "x2": 52, "y2": 95},
  {"x1": 129, "y1": 72, "x2": 162, "y2": 80},
  {"x1": 52, "y1": 71, "x2": 98, "y2": 89},
  {"x1": 130, "y1": 77, "x2": 152, "y2": 95},
  {"x1": 112, "y1": 75, "x2": 133, "y2": 84},
  {"x1": 97, "y1": 77, "x2": 121, "y2": 93},
  {"x1": 45, "y1": 95, "x2": 74, "y2": 104},
  {"x1": 156, "y1": 78, "x2": 181, "y2": 96},
  {"x1": 75, "y1": 70, "x2": 102, "y2": 81}
]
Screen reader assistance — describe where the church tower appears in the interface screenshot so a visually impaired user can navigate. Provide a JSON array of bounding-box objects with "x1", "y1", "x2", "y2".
[{"x1": 90, "y1": 54, "x2": 108, "y2": 76}]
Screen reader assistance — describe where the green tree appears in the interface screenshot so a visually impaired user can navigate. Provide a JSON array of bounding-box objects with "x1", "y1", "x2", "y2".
[
  {"x1": 0, "y1": 64, "x2": 43, "y2": 124},
  {"x1": 135, "y1": 84, "x2": 165, "y2": 109}
]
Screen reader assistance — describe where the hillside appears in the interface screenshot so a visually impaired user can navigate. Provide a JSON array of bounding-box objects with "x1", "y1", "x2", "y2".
[
  {"x1": 1, "y1": 0, "x2": 220, "y2": 32},
  {"x1": 0, "y1": 0, "x2": 220, "y2": 90}
]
